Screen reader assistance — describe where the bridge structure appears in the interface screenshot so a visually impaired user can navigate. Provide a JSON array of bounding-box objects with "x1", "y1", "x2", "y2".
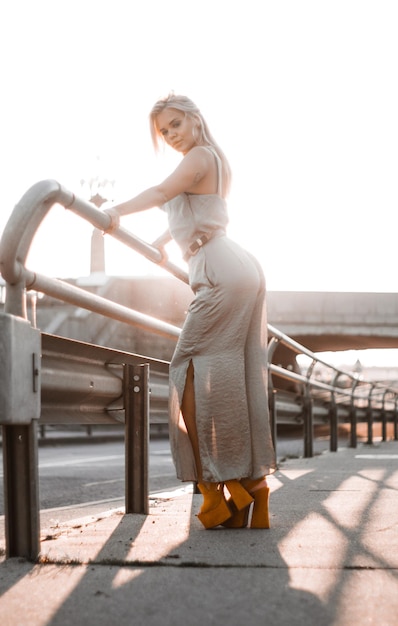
[
  {"x1": 266, "y1": 290, "x2": 398, "y2": 352},
  {"x1": 22, "y1": 276, "x2": 398, "y2": 363}
]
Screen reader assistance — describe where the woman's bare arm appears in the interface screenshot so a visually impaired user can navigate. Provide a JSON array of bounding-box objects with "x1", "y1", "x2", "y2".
[{"x1": 104, "y1": 147, "x2": 212, "y2": 232}]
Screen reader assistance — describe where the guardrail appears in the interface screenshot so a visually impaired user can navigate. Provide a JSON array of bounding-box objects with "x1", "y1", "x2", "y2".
[
  {"x1": 267, "y1": 326, "x2": 398, "y2": 456},
  {"x1": 1, "y1": 320, "x2": 161, "y2": 559},
  {"x1": 1, "y1": 180, "x2": 398, "y2": 561}
]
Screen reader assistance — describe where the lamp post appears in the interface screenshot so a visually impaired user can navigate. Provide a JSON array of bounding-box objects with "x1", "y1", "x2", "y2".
[{"x1": 80, "y1": 169, "x2": 115, "y2": 275}]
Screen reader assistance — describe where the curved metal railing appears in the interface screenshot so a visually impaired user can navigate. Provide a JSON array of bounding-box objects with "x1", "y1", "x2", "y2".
[
  {"x1": 267, "y1": 324, "x2": 398, "y2": 455},
  {"x1": 3, "y1": 180, "x2": 398, "y2": 562},
  {"x1": 0, "y1": 179, "x2": 188, "y2": 316},
  {"x1": 1, "y1": 179, "x2": 398, "y2": 453}
]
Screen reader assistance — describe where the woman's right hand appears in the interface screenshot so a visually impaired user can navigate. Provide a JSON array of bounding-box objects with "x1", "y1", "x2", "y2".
[{"x1": 103, "y1": 208, "x2": 120, "y2": 234}]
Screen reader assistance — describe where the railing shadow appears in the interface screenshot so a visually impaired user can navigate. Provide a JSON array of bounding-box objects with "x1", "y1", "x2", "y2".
[
  {"x1": 2, "y1": 445, "x2": 396, "y2": 624},
  {"x1": 39, "y1": 486, "x2": 331, "y2": 625}
]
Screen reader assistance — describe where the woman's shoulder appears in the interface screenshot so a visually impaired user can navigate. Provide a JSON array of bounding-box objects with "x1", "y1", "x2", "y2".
[
  {"x1": 182, "y1": 145, "x2": 218, "y2": 176},
  {"x1": 185, "y1": 145, "x2": 215, "y2": 161}
]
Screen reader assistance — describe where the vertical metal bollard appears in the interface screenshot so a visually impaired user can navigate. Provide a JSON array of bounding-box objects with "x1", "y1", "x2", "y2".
[{"x1": 124, "y1": 363, "x2": 149, "y2": 515}]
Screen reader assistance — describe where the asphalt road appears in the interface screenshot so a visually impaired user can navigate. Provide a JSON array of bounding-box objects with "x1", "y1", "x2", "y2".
[
  {"x1": 0, "y1": 438, "x2": 176, "y2": 528},
  {"x1": 0, "y1": 424, "x2": 356, "y2": 533}
]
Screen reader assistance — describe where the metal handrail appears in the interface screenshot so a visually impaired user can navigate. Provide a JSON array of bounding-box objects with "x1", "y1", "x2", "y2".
[
  {"x1": 1, "y1": 180, "x2": 398, "y2": 432},
  {"x1": 2, "y1": 180, "x2": 398, "y2": 563},
  {"x1": 0, "y1": 179, "x2": 188, "y2": 289},
  {"x1": 268, "y1": 323, "x2": 398, "y2": 411}
]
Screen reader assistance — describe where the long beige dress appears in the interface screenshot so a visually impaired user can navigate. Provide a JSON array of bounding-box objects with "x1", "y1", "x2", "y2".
[{"x1": 163, "y1": 151, "x2": 276, "y2": 483}]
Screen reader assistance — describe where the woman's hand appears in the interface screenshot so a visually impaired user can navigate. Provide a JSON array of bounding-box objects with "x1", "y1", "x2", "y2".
[{"x1": 103, "y1": 208, "x2": 120, "y2": 234}]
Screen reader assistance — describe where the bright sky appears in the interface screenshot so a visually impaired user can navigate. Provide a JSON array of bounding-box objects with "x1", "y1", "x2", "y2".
[{"x1": 1, "y1": 1, "x2": 398, "y2": 366}]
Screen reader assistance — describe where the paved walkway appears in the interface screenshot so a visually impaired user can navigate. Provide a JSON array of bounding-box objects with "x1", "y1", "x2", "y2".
[{"x1": 1, "y1": 440, "x2": 398, "y2": 625}]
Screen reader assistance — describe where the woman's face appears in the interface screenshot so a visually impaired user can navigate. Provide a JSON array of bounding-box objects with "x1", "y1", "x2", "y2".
[{"x1": 155, "y1": 107, "x2": 199, "y2": 154}]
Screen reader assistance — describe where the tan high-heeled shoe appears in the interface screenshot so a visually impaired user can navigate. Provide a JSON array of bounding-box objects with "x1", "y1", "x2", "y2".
[
  {"x1": 224, "y1": 480, "x2": 254, "y2": 510},
  {"x1": 221, "y1": 501, "x2": 250, "y2": 528},
  {"x1": 222, "y1": 477, "x2": 270, "y2": 529},
  {"x1": 243, "y1": 478, "x2": 270, "y2": 529},
  {"x1": 197, "y1": 482, "x2": 232, "y2": 529},
  {"x1": 221, "y1": 480, "x2": 254, "y2": 528}
]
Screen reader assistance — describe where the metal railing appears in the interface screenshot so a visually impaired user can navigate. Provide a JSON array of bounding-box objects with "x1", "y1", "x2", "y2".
[
  {"x1": 267, "y1": 326, "x2": 398, "y2": 455},
  {"x1": 1, "y1": 180, "x2": 398, "y2": 561}
]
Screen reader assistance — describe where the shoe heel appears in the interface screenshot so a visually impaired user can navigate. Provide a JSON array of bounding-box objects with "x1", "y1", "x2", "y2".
[
  {"x1": 222, "y1": 505, "x2": 250, "y2": 528},
  {"x1": 250, "y1": 484, "x2": 270, "y2": 529},
  {"x1": 224, "y1": 480, "x2": 254, "y2": 510}
]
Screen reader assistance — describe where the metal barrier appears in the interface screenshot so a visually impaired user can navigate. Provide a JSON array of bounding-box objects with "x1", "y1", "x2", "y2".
[
  {"x1": 1, "y1": 179, "x2": 398, "y2": 561},
  {"x1": 267, "y1": 325, "x2": 398, "y2": 457},
  {"x1": 1, "y1": 322, "x2": 159, "y2": 559}
]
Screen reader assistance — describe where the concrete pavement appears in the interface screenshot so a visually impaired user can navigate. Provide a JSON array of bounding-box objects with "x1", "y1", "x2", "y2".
[{"x1": 1, "y1": 439, "x2": 398, "y2": 625}]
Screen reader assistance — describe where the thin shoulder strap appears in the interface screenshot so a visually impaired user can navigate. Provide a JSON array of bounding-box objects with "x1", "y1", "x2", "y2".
[{"x1": 206, "y1": 146, "x2": 223, "y2": 196}]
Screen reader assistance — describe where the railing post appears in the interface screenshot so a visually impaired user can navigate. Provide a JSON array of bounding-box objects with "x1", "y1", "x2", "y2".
[
  {"x1": 124, "y1": 363, "x2": 149, "y2": 514},
  {"x1": 329, "y1": 392, "x2": 338, "y2": 452},
  {"x1": 3, "y1": 282, "x2": 27, "y2": 318},
  {"x1": 349, "y1": 379, "x2": 359, "y2": 448},
  {"x1": 349, "y1": 404, "x2": 358, "y2": 448},
  {"x1": 268, "y1": 388, "x2": 278, "y2": 459},
  {"x1": 381, "y1": 390, "x2": 388, "y2": 442},
  {"x1": 303, "y1": 384, "x2": 314, "y2": 458},
  {"x1": 367, "y1": 385, "x2": 375, "y2": 445},
  {"x1": 1, "y1": 303, "x2": 41, "y2": 561},
  {"x1": 267, "y1": 338, "x2": 279, "y2": 459},
  {"x1": 2, "y1": 422, "x2": 40, "y2": 560}
]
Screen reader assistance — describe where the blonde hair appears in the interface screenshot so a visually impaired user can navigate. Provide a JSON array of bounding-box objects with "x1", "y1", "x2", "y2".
[{"x1": 149, "y1": 93, "x2": 232, "y2": 197}]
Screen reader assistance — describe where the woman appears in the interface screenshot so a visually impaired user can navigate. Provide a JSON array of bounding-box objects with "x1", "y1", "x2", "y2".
[{"x1": 105, "y1": 94, "x2": 276, "y2": 529}]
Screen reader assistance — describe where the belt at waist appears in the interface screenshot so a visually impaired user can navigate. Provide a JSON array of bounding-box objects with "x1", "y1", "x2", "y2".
[{"x1": 183, "y1": 230, "x2": 225, "y2": 262}]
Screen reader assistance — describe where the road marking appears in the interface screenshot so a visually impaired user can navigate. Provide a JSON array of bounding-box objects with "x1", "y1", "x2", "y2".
[
  {"x1": 84, "y1": 478, "x2": 124, "y2": 487},
  {"x1": 151, "y1": 484, "x2": 193, "y2": 499},
  {"x1": 355, "y1": 454, "x2": 398, "y2": 459},
  {"x1": 32, "y1": 497, "x2": 125, "y2": 514},
  {"x1": 0, "y1": 485, "x2": 192, "y2": 517},
  {"x1": 39, "y1": 455, "x2": 123, "y2": 468},
  {"x1": 0, "y1": 465, "x2": 175, "y2": 480},
  {"x1": 83, "y1": 473, "x2": 176, "y2": 488}
]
